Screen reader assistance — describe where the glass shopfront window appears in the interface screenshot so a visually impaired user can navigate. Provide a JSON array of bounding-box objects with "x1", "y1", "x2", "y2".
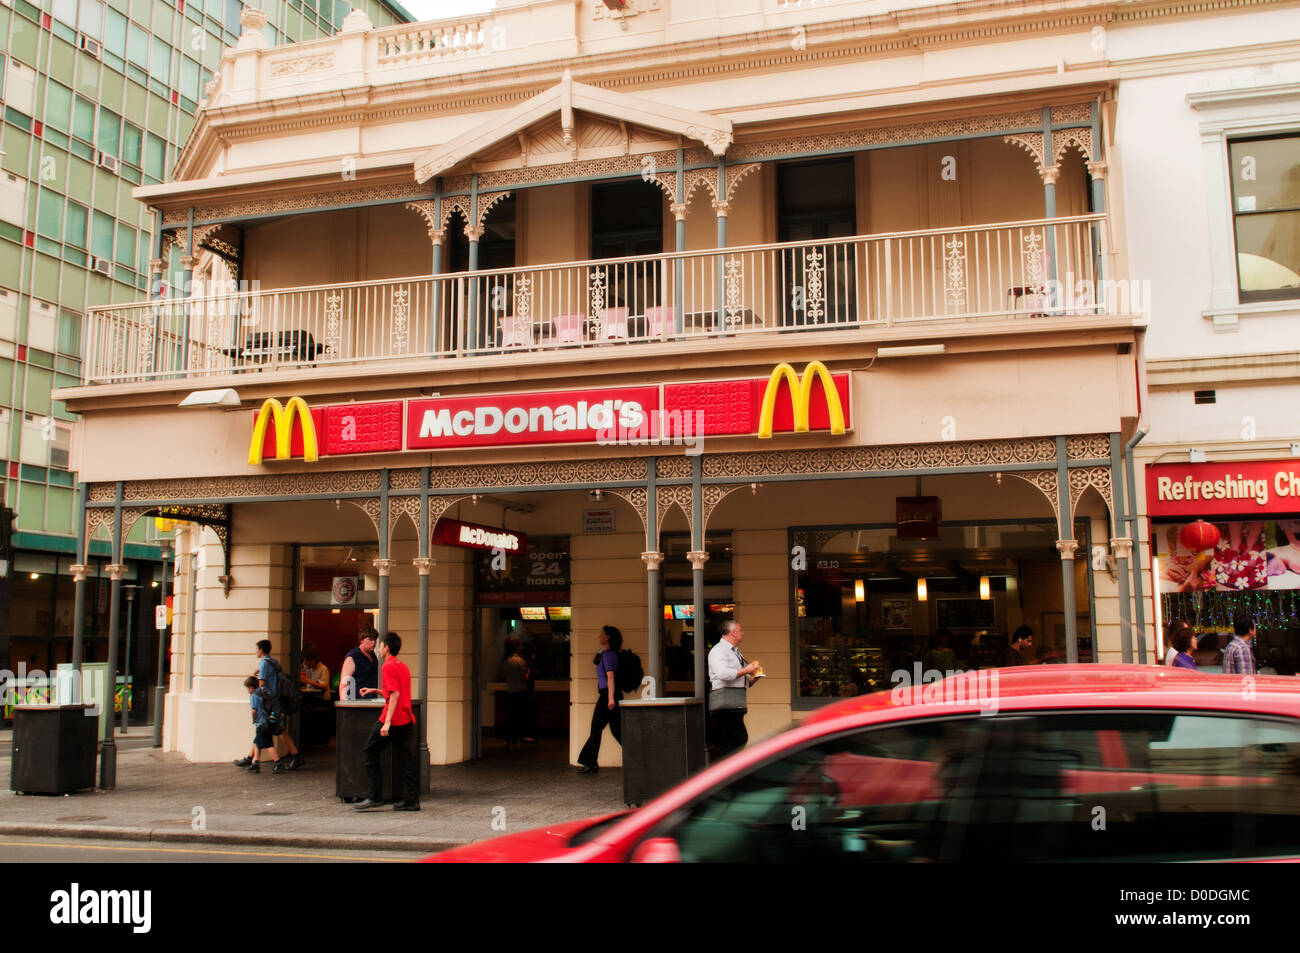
[{"x1": 791, "y1": 521, "x2": 1090, "y2": 704}]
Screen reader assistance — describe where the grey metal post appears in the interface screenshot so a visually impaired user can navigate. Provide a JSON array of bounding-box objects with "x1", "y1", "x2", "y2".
[
  {"x1": 121, "y1": 585, "x2": 137, "y2": 733},
  {"x1": 153, "y1": 539, "x2": 172, "y2": 747},
  {"x1": 644, "y1": 458, "x2": 660, "y2": 696},
  {"x1": 466, "y1": 174, "x2": 481, "y2": 350},
  {"x1": 674, "y1": 147, "x2": 685, "y2": 334},
  {"x1": 1055, "y1": 437, "x2": 1078, "y2": 660},
  {"x1": 1124, "y1": 428, "x2": 1150, "y2": 663},
  {"x1": 715, "y1": 158, "x2": 727, "y2": 327},
  {"x1": 70, "y1": 484, "x2": 88, "y2": 693},
  {"x1": 99, "y1": 482, "x2": 125, "y2": 790},
  {"x1": 691, "y1": 455, "x2": 708, "y2": 699},
  {"x1": 1109, "y1": 433, "x2": 1133, "y2": 664},
  {"x1": 415, "y1": 466, "x2": 431, "y2": 792},
  {"x1": 1042, "y1": 108, "x2": 1060, "y2": 306},
  {"x1": 375, "y1": 469, "x2": 391, "y2": 666}
]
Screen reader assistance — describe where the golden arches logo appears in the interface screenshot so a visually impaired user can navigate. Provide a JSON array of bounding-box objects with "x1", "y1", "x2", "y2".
[
  {"x1": 757, "y1": 362, "x2": 846, "y2": 439},
  {"x1": 248, "y1": 397, "x2": 319, "y2": 465}
]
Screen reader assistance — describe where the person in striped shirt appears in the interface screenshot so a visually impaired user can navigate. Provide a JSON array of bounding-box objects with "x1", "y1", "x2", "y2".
[{"x1": 1221, "y1": 616, "x2": 1257, "y2": 676}]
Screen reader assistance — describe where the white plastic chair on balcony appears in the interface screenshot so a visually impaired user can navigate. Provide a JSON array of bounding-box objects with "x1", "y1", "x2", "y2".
[
  {"x1": 599, "y1": 307, "x2": 629, "y2": 341},
  {"x1": 500, "y1": 314, "x2": 532, "y2": 349},
  {"x1": 553, "y1": 312, "x2": 584, "y2": 345},
  {"x1": 645, "y1": 305, "x2": 673, "y2": 340}
]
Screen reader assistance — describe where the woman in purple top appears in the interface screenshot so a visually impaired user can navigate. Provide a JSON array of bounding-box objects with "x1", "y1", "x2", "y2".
[
  {"x1": 577, "y1": 626, "x2": 623, "y2": 774},
  {"x1": 1170, "y1": 625, "x2": 1198, "y2": 670}
]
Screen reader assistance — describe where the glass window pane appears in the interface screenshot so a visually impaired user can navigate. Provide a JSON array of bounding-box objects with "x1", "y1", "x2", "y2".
[
  {"x1": 64, "y1": 201, "x2": 87, "y2": 247},
  {"x1": 181, "y1": 56, "x2": 199, "y2": 100},
  {"x1": 96, "y1": 108, "x2": 120, "y2": 157},
  {"x1": 127, "y1": 23, "x2": 148, "y2": 68},
  {"x1": 1235, "y1": 210, "x2": 1300, "y2": 294},
  {"x1": 79, "y1": 0, "x2": 103, "y2": 39},
  {"x1": 36, "y1": 191, "x2": 63, "y2": 240},
  {"x1": 144, "y1": 133, "x2": 165, "y2": 180},
  {"x1": 121, "y1": 122, "x2": 141, "y2": 167},
  {"x1": 72, "y1": 96, "x2": 95, "y2": 141},
  {"x1": 150, "y1": 36, "x2": 171, "y2": 78},
  {"x1": 1231, "y1": 136, "x2": 1300, "y2": 213},
  {"x1": 53, "y1": 0, "x2": 77, "y2": 26},
  {"x1": 224, "y1": 0, "x2": 242, "y2": 35},
  {"x1": 114, "y1": 223, "x2": 135, "y2": 266},
  {"x1": 104, "y1": 8, "x2": 127, "y2": 57},
  {"x1": 58, "y1": 311, "x2": 82, "y2": 356},
  {"x1": 46, "y1": 82, "x2": 72, "y2": 133},
  {"x1": 91, "y1": 210, "x2": 114, "y2": 259}
]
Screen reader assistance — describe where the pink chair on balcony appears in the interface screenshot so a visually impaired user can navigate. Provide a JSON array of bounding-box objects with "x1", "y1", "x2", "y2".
[
  {"x1": 553, "y1": 312, "x2": 584, "y2": 345},
  {"x1": 599, "y1": 307, "x2": 629, "y2": 341},
  {"x1": 500, "y1": 315, "x2": 532, "y2": 349},
  {"x1": 645, "y1": 305, "x2": 674, "y2": 339}
]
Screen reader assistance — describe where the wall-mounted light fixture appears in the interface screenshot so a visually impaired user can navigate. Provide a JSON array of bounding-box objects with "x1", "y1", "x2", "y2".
[
  {"x1": 854, "y1": 579, "x2": 865, "y2": 603},
  {"x1": 916, "y1": 578, "x2": 928, "y2": 602},
  {"x1": 979, "y1": 576, "x2": 990, "y2": 600}
]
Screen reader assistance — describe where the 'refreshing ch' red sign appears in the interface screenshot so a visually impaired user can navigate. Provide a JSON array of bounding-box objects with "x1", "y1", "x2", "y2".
[
  {"x1": 407, "y1": 387, "x2": 661, "y2": 450},
  {"x1": 1146, "y1": 459, "x2": 1300, "y2": 518}
]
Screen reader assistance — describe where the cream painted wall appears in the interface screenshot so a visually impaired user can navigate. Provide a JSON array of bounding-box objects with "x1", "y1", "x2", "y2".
[{"x1": 244, "y1": 204, "x2": 432, "y2": 290}]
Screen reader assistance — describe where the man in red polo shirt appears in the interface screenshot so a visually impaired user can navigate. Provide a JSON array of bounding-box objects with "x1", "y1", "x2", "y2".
[{"x1": 354, "y1": 632, "x2": 419, "y2": 812}]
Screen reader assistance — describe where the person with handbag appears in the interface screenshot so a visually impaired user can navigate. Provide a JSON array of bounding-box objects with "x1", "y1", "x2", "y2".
[{"x1": 707, "y1": 621, "x2": 761, "y2": 760}]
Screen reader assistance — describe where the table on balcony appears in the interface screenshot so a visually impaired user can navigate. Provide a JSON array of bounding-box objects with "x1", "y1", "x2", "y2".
[{"x1": 221, "y1": 330, "x2": 324, "y2": 368}]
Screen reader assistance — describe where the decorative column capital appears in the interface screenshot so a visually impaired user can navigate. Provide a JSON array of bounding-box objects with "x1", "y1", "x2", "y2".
[
  {"x1": 686, "y1": 550, "x2": 710, "y2": 571},
  {"x1": 373, "y1": 558, "x2": 394, "y2": 577},
  {"x1": 70, "y1": 563, "x2": 89, "y2": 582},
  {"x1": 1055, "y1": 539, "x2": 1079, "y2": 560},
  {"x1": 179, "y1": 254, "x2": 198, "y2": 271},
  {"x1": 1110, "y1": 536, "x2": 1133, "y2": 560},
  {"x1": 670, "y1": 203, "x2": 687, "y2": 221},
  {"x1": 465, "y1": 226, "x2": 485, "y2": 242},
  {"x1": 1087, "y1": 159, "x2": 1108, "y2": 180},
  {"x1": 641, "y1": 551, "x2": 665, "y2": 571},
  {"x1": 1042, "y1": 164, "x2": 1062, "y2": 186},
  {"x1": 711, "y1": 199, "x2": 731, "y2": 216},
  {"x1": 148, "y1": 258, "x2": 164, "y2": 275},
  {"x1": 412, "y1": 557, "x2": 433, "y2": 576},
  {"x1": 106, "y1": 563, "x2": 127, "y2": 581}
]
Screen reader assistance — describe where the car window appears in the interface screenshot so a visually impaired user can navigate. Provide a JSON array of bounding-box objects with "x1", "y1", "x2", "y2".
[
  {"x1": 935, "y1": 711, "x2": 1300, "y2": 862},
  {"x1": 659, "y1": 718, "x2": 985, "y2": 863},
  {"x1": 649, "y1": 711, "x2": 1300, "y2": 862}
]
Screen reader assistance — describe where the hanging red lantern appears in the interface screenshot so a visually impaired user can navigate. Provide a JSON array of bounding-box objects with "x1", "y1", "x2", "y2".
[{"x1": 1179, "y1": 519, "x2": 1221, "y2": 553}]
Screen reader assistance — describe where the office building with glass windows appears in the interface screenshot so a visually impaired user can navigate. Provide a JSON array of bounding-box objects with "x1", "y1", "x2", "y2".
[{"x1": 0, "y1": 0, "x2": 411, "y2": 720}]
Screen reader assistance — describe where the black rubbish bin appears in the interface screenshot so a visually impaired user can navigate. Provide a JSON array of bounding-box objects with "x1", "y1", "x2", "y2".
[
  {"x1": 334, "y1": 700, "x2": 421, "y2": 802},
  {"x1": 619, "y1": 697, "x2": 706, "y2": 807},
  {"x1": 11, "y1": 704, "x2": 98, "y2": 795}
]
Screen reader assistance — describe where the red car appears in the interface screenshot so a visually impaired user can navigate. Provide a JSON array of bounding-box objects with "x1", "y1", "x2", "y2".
[{"x1": 426, "y1": 666, "x2": 1300, "y2": 863}]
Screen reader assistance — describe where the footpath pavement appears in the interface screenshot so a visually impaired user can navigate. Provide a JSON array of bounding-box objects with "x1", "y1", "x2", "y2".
[{"x1": 0, "y1": 731, "x2": 626, "y2": 855}]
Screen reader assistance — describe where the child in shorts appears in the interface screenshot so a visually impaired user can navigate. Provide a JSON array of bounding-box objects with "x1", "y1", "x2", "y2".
[{"x1": 233, "y1": 675, "x2": 285, "y2": 773}]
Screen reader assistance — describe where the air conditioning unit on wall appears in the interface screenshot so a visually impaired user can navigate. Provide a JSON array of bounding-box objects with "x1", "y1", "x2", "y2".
[
  {"x1": 91, "y1": 257, "x2": 111, "y2": 276},
  {"x1": 78, "y1": 35, "x2": 102, "y2": 59},
  {"x1": 96, "y1": 152, "x2": 119, "y2": 173}
]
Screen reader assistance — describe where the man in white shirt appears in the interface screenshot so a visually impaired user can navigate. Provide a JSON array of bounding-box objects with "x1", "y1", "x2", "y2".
[{"x1": 707, "y1": 621, "x2": 761, "y2": 759}]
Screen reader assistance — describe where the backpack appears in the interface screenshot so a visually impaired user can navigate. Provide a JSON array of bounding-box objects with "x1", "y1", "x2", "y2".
[
  {"x1": 615, "y1": 649, "x2": 644, "y2": 695},
  {"x1": 264, "y1": 657, "x2": 300, "y2": 715},
  {"x1": 258, "y1": 688, "x2": 286, "y2": 736}
]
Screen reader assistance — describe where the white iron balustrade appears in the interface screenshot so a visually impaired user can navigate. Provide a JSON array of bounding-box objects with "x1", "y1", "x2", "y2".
[{"x1": 82, "y1": 215, "x2": 1110, "y2": 385}]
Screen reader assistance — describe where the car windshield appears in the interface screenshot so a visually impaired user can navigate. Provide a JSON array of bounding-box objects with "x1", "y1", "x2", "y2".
[{"x1": 567, "y1": 812, "x2": 634, "y2": 848}]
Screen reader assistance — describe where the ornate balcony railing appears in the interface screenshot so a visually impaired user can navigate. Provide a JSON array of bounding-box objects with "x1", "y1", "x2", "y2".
[{"x1": 81, "y1": 214, "x2": 1111, "y2": 386}]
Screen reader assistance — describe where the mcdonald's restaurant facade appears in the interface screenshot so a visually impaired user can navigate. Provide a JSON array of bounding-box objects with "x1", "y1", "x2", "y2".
[
  {"x1": 51, "y1": 0, "x2": 1160, "y2": 769},
  {"x1": 59, "y1": 335, "x2": 1143, "y2": 768}
]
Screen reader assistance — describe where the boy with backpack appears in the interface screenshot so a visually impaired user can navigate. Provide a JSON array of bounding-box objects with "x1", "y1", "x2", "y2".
[
  {"x1": 255, "y1": 640, "x2": 305, "y2": 770},
  {"x1": 234, "y1": 675, "x2": 287, "y2": 772}
]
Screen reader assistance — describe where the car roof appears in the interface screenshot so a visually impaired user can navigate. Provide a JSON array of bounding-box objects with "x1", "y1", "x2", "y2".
[{"x1": 800, "y1": 664, "x2": 1300, "y2": 727}]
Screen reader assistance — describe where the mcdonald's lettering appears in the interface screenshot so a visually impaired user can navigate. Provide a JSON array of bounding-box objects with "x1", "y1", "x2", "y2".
[
  {"x1": 757, "y1": 362, "x2": 848, "y2": 439},
  {"x1": 249, "y1": 397, "x2": 320, "y2": 465}
]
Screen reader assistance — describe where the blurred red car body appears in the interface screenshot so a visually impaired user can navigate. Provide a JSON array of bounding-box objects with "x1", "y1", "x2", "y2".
[{"x1": 425, "y1": 666, "x2": 1300, "y2": 863}]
